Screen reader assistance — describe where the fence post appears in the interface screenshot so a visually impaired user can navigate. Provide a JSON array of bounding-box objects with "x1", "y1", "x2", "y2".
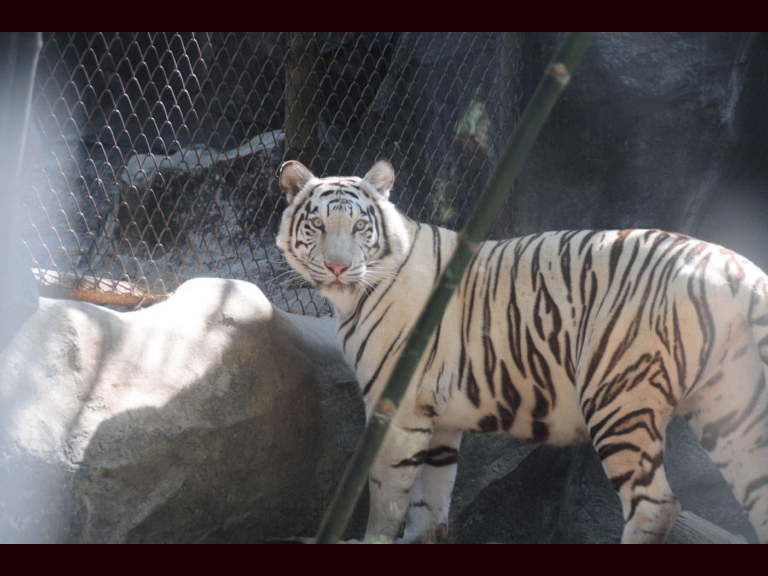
[{"x1": 284, "y1": 32, "x2": 321, "y2": 170}]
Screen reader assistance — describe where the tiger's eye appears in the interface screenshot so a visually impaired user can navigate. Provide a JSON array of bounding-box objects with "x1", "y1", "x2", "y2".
[
  {"x1": 354, "y1": 220, "x2": 367, "y2": 231},
  {"x1": 311, "y1": 217, "x2": 323, "y2": 228}
]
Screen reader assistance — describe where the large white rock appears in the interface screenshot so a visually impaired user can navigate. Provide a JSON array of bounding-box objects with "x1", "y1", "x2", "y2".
[{"x1": 0, "y1": 278, "x2": 363, "y2": 543}]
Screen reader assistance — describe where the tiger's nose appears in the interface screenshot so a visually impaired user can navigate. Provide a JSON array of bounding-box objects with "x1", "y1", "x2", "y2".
[{"x1": 326, "y1": 263, "x2": 349, "y2": 277}]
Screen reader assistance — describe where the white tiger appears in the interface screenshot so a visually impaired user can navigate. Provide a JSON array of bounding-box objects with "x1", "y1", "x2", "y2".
[{"x1": 276, "y1": 159, "x2": 768, "y2": 544}]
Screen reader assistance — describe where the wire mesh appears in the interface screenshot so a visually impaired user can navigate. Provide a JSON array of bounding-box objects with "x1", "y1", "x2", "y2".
[{"x1": 21, "y1": 32, "x2": 522, "y2": 316}]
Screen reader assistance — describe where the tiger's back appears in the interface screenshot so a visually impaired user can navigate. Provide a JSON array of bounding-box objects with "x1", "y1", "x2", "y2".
[{"x1": 277, "y1": 159, "x2": 768, "y2": 543}]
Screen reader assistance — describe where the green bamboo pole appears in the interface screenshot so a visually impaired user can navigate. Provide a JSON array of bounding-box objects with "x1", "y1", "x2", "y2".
[{"x1": 315, "y1": 32, "x2": 593, "y2": 544}]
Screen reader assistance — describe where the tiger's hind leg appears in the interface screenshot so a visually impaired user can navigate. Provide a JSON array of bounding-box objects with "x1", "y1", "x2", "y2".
[
  {"x1": 399, "y1": 429, "x2": 462, "y2": 543},
  {"x1": 594, "y1": 412, "x2": 680, "y2": 543},
  {"x1": 680, "y1": 348, "x2": 768, "y2": 543},
  {"x1": 585, "y1": 374, "x2": 680, "y2": 543}
]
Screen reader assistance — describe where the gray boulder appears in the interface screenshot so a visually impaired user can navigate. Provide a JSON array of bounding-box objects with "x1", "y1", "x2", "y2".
[{"x1": 0, "y1": 278, "x2": 364, "y2": 543}]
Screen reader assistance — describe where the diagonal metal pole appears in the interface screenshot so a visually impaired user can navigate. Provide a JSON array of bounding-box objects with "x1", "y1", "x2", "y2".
[{"x1": 316, "y1": 32, "x2": 593, "y2": 543}]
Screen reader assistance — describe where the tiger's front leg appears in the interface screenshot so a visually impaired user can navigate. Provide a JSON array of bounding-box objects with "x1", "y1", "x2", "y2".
[
  {"x1": 400, "y1": 429, "x2": 462, "y2": 543},
  {"x1": 364, "y1": 415, "x2": 448, "y2": 543}
]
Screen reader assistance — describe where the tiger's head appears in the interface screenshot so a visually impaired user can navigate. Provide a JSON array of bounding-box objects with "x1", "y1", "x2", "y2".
[{"x1": 277, "y1": 160, "x2": 411, "y2": 306}]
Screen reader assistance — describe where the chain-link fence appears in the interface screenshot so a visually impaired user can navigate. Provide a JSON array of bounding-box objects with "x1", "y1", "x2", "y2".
[{"x1": 21, "y1": 32, "x2": 522, "y2": 316}]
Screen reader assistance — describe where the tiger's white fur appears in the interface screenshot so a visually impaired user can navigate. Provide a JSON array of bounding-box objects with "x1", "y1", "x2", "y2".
[{"x1": 277, "y1": 159, "x2": 768, "y2": 543}]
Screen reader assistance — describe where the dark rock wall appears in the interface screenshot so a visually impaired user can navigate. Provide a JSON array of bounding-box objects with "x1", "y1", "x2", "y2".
[{"x1": 514, "y1": 32, "x2": 768, "y2": 273}]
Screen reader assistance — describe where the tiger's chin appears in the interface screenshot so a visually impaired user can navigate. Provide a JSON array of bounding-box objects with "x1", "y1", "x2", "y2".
[
  {"x1": 315, "y1": 278, "x2": 364, "y2": 298},
  {"x1": 320, "y1": 279, "x2": 349, "y2": 291}
]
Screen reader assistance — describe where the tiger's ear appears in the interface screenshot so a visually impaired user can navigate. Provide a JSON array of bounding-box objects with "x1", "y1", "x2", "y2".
[
  {"x1": 279, "y1": 160, "x2": 315, "y2": 203},
  {"x1": 363, "y1": 159, "x2": 395, "y2": 200}
]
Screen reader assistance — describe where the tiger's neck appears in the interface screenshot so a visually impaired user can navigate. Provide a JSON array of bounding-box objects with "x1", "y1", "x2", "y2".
[{"x1": 332, "y1": 219, "x2": 461, "y2": 402}]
